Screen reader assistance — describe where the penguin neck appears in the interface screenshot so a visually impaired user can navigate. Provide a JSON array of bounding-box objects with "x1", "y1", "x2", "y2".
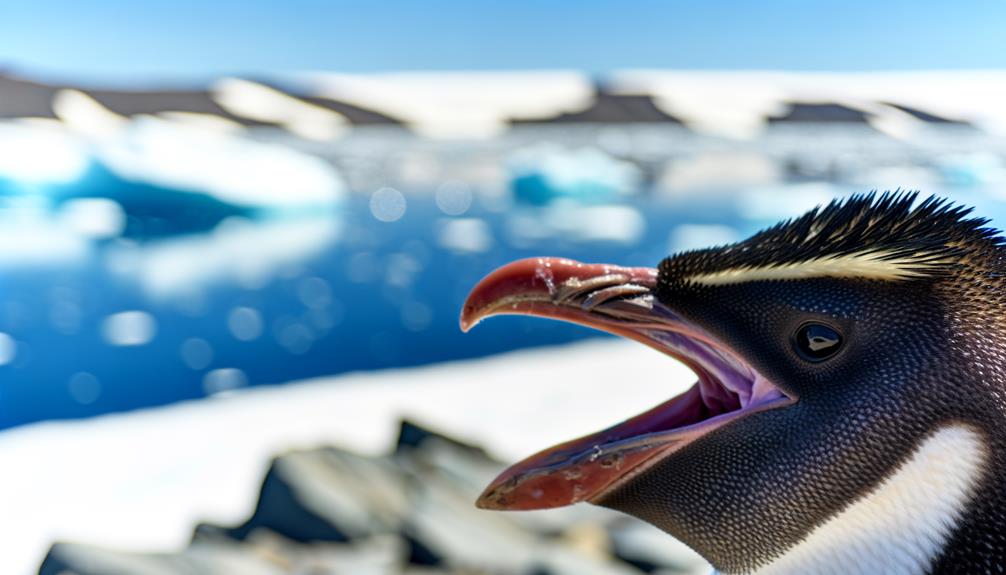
[{"x1": 734, "y1": 424, "x2": 988, "y2": 575}]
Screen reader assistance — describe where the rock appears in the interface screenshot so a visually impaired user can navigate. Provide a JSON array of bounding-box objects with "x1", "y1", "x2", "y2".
[
  {"x1": 39, "y1": 541, "x2": 281, "y2": 575},
  {"x1": 510, "y1": 87, "x2": 683, "y2": 125},
  {"x1": 768, "y1": 102, "x2": 871, "y2": 123},
  {"x1": 209, "y1": 447, "x2": 410, "y2": 543},
  {"x1": 39, "y1": 418, "x2": 708, "y2": 574}
]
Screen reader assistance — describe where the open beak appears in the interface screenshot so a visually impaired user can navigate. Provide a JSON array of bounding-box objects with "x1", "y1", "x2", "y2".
[{"x1": 461, "y1": 258, "x2": 792, "y2": 511}]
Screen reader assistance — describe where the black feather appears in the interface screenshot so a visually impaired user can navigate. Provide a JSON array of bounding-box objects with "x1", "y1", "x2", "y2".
[{"x1": 659, "y1": 191, "x2": 1004, "y2": 285}]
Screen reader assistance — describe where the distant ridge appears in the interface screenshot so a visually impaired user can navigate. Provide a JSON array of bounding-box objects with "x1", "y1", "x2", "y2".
[
  {"x1": 0, "y1": 73, "x2": 59, "y2": 118},
  {"x1": 87, "y1": 88, "x2": 275, "y2": 127},
  {"x1": 2, "y1": 69, "x2": 1003, "y2": 139},
  {"x1": 0, "y1": 71, "x2": 405, "y2": 134},
  {"x1": 768, "y1": 102, "x2": 872, "y2": 123},
  {"x1": 510, "y1": 86, "x2": 684, "y2": 124}
]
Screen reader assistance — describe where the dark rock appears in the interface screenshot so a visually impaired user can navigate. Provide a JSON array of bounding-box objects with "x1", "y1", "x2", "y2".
[
  {"x1": 40, "y1": 427, "x2": 707, "y2": 574},
  {"x1": 768, "y1": 102, "x2": 871, "y2": 123},
  {"x1": 883, "y1": 102, "x2": 970, "y2": 125},
  {"x1": 297, "y1": 94, "x2": 406, "y2": 126},
  {"x1": 403, "y1": 528, "x2": 445, "y2": 567},
  {"x1": 395, "y1": 418, "x2": 492, "y2": 458},
  {"x1": 223, "y1": 458, "x2": 354, "y2": 543},
  {"x1": 0, "y1": 72, "x2": 59, "y2": 118},
  {"x1": 511, "y1": 87, "x2": 683, "y2": 125},
  {"x1": 87, "y1": 88, "x2": 275, "y2": 127},
  {"x1": 0, "y1": 71, "x2": 404, "y2": 133},
  {"x1": 208, "y1": 447, "x2": 409, "y2": 543},
  {"x1": 39, "y1": 541, "x2": 279, "y2": 575}
]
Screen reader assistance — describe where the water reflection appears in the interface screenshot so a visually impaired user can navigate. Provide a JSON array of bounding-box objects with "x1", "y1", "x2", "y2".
[{"x1": 0, "y1": 117, "x2": 1004, "y2": 429}]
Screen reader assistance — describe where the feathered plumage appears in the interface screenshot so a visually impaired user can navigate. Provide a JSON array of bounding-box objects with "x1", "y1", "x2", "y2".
[{"x1": 660, "y1": 191, "x2": 1004, "y2": 288}]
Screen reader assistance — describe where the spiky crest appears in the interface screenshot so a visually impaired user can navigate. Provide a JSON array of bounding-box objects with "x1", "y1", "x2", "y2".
[{"x1": 661, "y1": 191, "x2": 1003, "y2": 287}]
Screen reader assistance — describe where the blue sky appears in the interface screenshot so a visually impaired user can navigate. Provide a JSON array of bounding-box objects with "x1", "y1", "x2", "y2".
[{"x1": 2, "y1": 0, "x2": 1005, "y2": 83}]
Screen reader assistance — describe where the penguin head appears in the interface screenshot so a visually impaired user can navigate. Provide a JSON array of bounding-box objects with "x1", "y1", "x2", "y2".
[{"x1": 461, "y1": 192, "x2": 1004, "y2": 572}]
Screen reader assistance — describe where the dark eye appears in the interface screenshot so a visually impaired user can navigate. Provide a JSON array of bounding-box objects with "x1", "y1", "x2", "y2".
[{"x1": 793, "y1": 323, "x2": 843, "y2": 362}]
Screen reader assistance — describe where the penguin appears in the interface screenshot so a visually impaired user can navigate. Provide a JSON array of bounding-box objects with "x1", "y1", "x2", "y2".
[{"x1": 460, "y1": 192, "x2": 1006, "y2": 574}]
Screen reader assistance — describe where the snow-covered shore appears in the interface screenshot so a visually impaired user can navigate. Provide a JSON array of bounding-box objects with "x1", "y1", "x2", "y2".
[{"x1": 0, "y1": 340, "x2": 699, "y2": 574}]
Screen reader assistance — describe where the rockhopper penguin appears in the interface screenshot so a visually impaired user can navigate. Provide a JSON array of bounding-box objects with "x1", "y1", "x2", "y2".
[{"x1": 460, "y1": 192, "x2": 1006, "y2": 574}]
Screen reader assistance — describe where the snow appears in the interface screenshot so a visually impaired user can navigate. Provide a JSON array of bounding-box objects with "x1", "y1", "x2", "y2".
[
  {"x1": 610, "y1": 70, "x2": 1006, "y2": 137},
  {"x1": 213, "y1": 78, "x2": 348, "y2": 141},
  {"x1": 0, "y1": 123, "x2": 88, "y2": 184},
  {"x1": 98, "y1": 116, "x2": 346, "y2": 211},
  {"x1": 0, "y1": 340, "x2": 694, "y2": 575},
  {"x1": 308, "y1": 71, "x2": 594, "y2": 138}
]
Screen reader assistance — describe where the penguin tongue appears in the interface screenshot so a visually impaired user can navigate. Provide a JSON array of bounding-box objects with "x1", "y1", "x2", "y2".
[
  {"x1": 461, "y1": 258, "x2": 789, "y2": 511},
  {"x1": 473, "y1": 387, "x2": 710, "y2": 511}
]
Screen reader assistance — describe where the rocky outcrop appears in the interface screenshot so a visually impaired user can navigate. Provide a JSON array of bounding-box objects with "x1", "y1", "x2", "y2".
[
  {"x1": 39, "y1": 419, "x2": 709, "y2": 574},
  {"x1": 767, "y1": 102, "x2": 871, "y2": 123},
  {"x1": 511, "y1": 88, "x2": 684, "y2": 125}
]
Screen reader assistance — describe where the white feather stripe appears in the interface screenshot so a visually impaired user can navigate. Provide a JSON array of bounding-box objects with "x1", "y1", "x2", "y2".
[
  {"x1": 684, "y1": 251, "x2": 943, "y2": 286},
  {"x1": 745, "y1": 425, "x2": 987, "y2": 575}
]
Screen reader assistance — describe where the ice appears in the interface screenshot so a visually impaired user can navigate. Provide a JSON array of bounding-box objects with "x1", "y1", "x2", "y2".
[
  {"x1": 100, "y1": 311, "x2": 157, "y2": 347},
  {"x1": 58, "y1": 198, "x2": 126, "y2": 240},
  {"x1": 109, "y1": 216, "x2": 341, "y2": 299},
  {"x1": 0, "y1": 202, "x2": 91, "y2": 267},
  {"x1": 99, "y1": 116, "x2": 346, "y2": 212},
  {"x1": 0, "y1": 123, "x2": 88, "y2": 184},
  {"x1": 0, "y1": 103, "x2": 350, "y2": 294},
  {"x1": 509, "y1": 143, "x2": 642, "y2": 206}
]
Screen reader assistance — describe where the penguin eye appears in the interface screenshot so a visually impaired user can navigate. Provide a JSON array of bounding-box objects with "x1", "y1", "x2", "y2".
[{"x1": 793, "y1": 323, "x2": 843, "y2": 362}]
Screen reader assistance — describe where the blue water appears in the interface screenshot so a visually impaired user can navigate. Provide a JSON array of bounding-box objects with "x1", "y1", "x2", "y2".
[
  {"x1": 0, "y1": 188, "x2": 757, "y2": 428},
  {"x1": 3, "y1": 125, "x2": 1006, "y2": 430}
]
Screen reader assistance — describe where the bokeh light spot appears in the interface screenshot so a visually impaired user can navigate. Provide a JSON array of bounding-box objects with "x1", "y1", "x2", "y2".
[
  {"x1": 435, "y1": 180, "x2": 473, "y2": 216},
  {"x1": 297, "y1": 277, "x2": 332, "y2": 310},
  {"x1": 0, "y1": 333, "x2": 16, "y2": 366},
  {"x1": 203, "y1": 368, "x2": 248, "y2": 396},
  {"x1": 400, "y1": 301, "x2": 433, "y2": 332},
  {"x1": 227, "y1": 307, "x2": 264, "y2": 341},
  {"x1": 68, "y1": 372, "x2": 102, "y2": 405},
  {"x1": 180, "y1": 338, "x2": 214, "y2": 370},
  {"x1": 369, "y1": 187, "x2": 407, "y2": 222}
]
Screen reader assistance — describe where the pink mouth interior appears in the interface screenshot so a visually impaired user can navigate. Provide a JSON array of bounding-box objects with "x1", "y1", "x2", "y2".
[
  {"x1": 463, "y1": 258, "x2": 791, "y2": 511},
  {"x1": 475, "y1": 323, "x2": 789, "y2": 511}
]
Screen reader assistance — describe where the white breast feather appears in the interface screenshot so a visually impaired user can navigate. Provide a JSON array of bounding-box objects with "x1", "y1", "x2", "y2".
[{"x1": 733, "y1": 425, "x2": 987, "y2": 575}]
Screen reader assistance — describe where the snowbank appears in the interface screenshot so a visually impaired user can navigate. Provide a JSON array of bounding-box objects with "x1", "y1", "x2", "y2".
[{"x1": 0, "y1": 340, "x2": 694, "y2": 574}]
